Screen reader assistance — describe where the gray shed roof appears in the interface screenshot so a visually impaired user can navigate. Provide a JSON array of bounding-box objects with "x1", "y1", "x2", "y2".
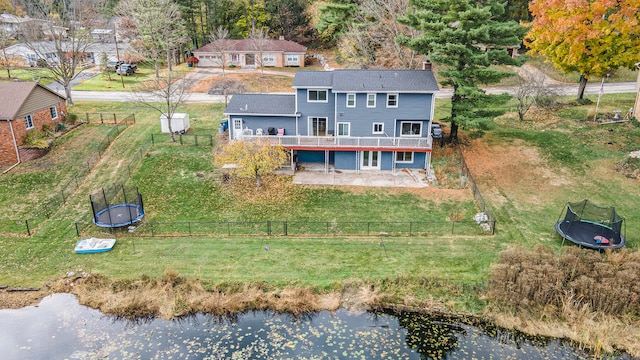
[
  {"x1": 293, "y1": 69, "x2": 439, "y2": 92},
  {"x1": 224, "y1": 94, "x2": 296, "y2": 116}
]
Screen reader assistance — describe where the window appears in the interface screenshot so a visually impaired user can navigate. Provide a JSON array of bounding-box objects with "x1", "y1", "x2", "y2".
[
  {"x1": 346, "y1": 93, "x2": 356, "y2": 108},
  {"x1": 262, "y1": 54, "x2": 275, "y2": 65},
  {"x1": 50, "y1": 106, "x2": 58, "y2": 119},
  {"x1": 396, "y1": 152, "x2": 414, "y2": 163},
  {"x1": 387, "y1": 94, "x2": 398, "y2": 108},
  {"x1": 337, "y1": 122, "x2": 350, "y2": 136},
  {"x1": 372, "y1": 122, "x2": 384, "y2": 134},
  {"x1": 308, "y1": 89, "x2": 328, "y2": 102},
  {"x1": 367, "y1": 93, "x2": 376, "y2": 108},
  {"x1": 229, "y1": 54, "x2": 239, "y2": 62},
  {"x1": 401, "y1": 121, "x2": 422, "y2": 136},
  {"x1": 286, "y1": 54, "x2": 298, "y2": 63},
  {"x1": 309, "y1": 117, "x2": 327, "y2": 136},
  {"x1": 25, "y1": 114, "x2": 34, "y2": 129}
]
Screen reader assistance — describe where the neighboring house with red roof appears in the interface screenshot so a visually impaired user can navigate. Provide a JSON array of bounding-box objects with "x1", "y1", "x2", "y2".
[
  {"x1": 193, "y1": 38, "x2": 306, "y2": 68},
  {"x1": 0, "y1": 82, "x2": 66, "y2": 171}
]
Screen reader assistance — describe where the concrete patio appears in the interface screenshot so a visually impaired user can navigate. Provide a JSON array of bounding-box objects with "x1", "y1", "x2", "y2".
[{"x1": 287, "y1": 163, "x2": 431, "y2": 188}]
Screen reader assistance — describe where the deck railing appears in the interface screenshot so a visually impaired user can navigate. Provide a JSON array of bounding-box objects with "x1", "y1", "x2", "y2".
[{"x1": 241, "y1": 135, "x2": 432, "y2": 150}]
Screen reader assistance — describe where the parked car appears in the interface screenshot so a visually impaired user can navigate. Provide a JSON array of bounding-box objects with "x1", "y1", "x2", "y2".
[
  {"x1": 431, "y1": 123, "x2": 443, "y2": 139},
  {"x1": 116, "y1": 64, "x2": 135, "y2": 76},
  {"x1": 115, "y1": 62, "x2": 137, "y2": 73}
]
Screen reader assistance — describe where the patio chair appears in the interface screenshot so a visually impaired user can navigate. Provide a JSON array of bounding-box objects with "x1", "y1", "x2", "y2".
[{"x1": 277, "y1": 128, "x2": 285, "y2": 136}]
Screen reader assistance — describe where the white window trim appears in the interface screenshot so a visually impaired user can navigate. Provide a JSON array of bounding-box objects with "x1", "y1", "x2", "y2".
[
  {"x1": 367, "y1": 93, "x2": 376, "y2": 108},
  {"x1": 346, "y1": 93, "x2": 356, "y2": 108},
  {"x1": 372, "y1": 122, "x2": 384, "y2": 134},
  {"x1": 308, "y1": 117, "x2": 328, "y2": 136},
  {"x1": 387, "y1": 93, "x2": 398, "y2": 108},
  {"x1": 308, "y1": 89, "x2": 328, "y2": 103},
  {"x1": 50, "y1": 106, "x2": 58, "y2": 120},
  {"x1": 25, "y1": 114, "x2": 34, "y2": 129},
  {"x1": 396, "y1": 151, "x2": 414, "y2": 163},
  {"x1": 400, "y1": 121, "x2": 422, "y2": 137},
  {"x1": 337, "y1": 122, "x2": 350, "y2": 137}
]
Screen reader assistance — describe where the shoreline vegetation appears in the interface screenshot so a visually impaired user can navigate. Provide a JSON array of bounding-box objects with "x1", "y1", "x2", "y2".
[{"x1": 2, "y1": 243, "x2": 639, "y2": 358}]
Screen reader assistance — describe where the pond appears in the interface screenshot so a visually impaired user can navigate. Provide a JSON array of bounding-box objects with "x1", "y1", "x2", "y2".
[{"x1": 0, "y1": 293, "x2": 633, "y2": 359}]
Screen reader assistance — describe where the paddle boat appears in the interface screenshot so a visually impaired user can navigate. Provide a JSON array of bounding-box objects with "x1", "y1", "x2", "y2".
[{"x1": 74, "y1": 237, "x2": 116, "y2": 254}]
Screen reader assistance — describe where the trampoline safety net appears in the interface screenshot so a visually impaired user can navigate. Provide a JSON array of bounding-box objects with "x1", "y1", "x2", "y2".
[
  {"x1": 564, "y1": 199, "x2": 624, "y2": 235},
  {"x1": 90, "y1": 185, "x2": 144, "y2": 227}
]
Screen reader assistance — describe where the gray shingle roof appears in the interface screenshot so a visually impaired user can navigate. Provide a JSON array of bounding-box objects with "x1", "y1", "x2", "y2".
[
  {"x1": 0, "y1": 82, "x2": 65, "y2": 120},
  {"x1": 293, "y1": 69, "x2": 439, "y2": 92},
  {"x1": 224, "y1": 94, "x2": 296, "y2": 115}
]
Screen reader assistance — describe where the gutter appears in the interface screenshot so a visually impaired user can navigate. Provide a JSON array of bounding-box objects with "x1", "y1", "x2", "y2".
[{"x1": 3, "y1": 119, "x2": 21, "y2": 173}]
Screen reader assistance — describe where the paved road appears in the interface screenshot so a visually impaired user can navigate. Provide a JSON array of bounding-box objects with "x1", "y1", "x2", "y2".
[
  {"x1": 67, "y1": 81, "x2": 638, "y2": 103},
  {"x1": 55, "y1": 67, "x2": 638, "y2": 103}
]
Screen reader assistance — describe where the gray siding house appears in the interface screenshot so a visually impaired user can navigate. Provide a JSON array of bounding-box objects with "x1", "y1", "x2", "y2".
[{"x1": 224, "y1": 69, "x2": 439, "y2": 173}]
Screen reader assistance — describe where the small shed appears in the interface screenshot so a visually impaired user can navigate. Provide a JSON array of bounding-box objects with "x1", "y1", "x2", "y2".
[{"x1": 160, "y1": 113, "x2": 190, "y2": 134}]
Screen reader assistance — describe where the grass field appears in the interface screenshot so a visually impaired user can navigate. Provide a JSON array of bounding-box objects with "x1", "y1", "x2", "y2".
[
  {"x1": 1, "y1": 92, "x2": 639, "y2": 354},
  {"x1": 0, "y1": 68, "x2": 55, "y2": 85}
]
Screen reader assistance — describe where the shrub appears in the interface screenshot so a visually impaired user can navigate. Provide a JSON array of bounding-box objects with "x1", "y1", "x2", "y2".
[
  {"x1": 66, "y1": 113, "x2": 78, "y2": 124},
  {"x1": 22, "y1": 130, "x2": 43, "y2": 146},
  {"x1": 28, "y1": 139, "x2": 50, "y2": 149},
  {"x1": 56, "y1": 122, "x2": 67, "y2": 132},
  {"x1": 41, "y1": 124, "x2": 54, "y2": 136}
]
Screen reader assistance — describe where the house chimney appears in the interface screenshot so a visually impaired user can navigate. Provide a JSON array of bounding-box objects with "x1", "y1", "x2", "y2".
[{"x1": 422, "y1": 59, "x2": 432, "y2": 71}]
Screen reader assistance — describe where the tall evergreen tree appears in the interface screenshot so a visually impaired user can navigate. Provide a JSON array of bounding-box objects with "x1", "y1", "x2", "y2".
[
  {"x1": 316, "y1": 0, "x2": 360, "y2": 42},
  {"x1": 400, "y1": 0, "x2": 527, "y2": 140}
]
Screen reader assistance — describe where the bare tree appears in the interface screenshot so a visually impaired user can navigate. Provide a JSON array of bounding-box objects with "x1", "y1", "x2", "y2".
[
  {"x1": 208, "y1": 77, "x2": 249, "y2": 106},
  {"x1": 135, "y1": 70, "x2": 189, "y2": 142},
  {"x1": 251, "y1": 29, "x2": 271, "y2": 91},
  {"x1": 21, "y1": 1, "x2": 101, "y2": 105},
  {"x1": 208, "y1": 26, "x2": 229, "y2": 76},
  {"x1": 116, "y1": 0, "x2": 187, "y2": 78},
  {"x1": 0, "y1": 28, "x2": 16, "y2": 78},
  {"x1": 338, "y1": 0, "x2": 422, "y2": 69},
  {"x1": 513, "y1": 68, "x2": 559, "y2": 121}
]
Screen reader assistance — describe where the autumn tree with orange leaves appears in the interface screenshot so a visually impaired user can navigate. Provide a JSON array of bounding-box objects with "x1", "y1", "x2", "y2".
[{"x1": 526, "y1": 0, "x2": 640, "y2": 100}]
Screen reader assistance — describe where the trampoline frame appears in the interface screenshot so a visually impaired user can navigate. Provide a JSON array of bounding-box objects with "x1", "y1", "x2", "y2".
[{"x1": 93, "y1": 203, "x2": 144, "y2": 228}]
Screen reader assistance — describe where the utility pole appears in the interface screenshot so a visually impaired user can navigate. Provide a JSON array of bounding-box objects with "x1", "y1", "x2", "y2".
[{"x1": 114, "y1": 24, "x2": 125, "y2": 89}]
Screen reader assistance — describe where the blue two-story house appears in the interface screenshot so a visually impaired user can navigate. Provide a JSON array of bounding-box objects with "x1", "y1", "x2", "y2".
[{"x1": 223, "y1": 69, "x2": 439, "y2": 173}]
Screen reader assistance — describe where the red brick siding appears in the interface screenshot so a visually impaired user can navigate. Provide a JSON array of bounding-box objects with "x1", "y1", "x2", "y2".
[
  {"x1": 0, "y1": 121, "x2": 18, "y2": 166},
  {"x1": 0, "y1": 102, "x2": 67, "y2": 167}
]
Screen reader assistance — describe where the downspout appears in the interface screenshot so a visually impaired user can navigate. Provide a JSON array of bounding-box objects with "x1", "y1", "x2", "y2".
[{"x1": 3, "y1": 119, "x2": 21, "y2": 173}]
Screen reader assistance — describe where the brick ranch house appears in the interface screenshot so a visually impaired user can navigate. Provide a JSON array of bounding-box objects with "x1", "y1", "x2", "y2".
[
  {"x1": 194, "y1": 38, "x2": 306, "y2": 68},
  {"x1": 0, "y1": 82, "x2": 67, "y2": 172}
]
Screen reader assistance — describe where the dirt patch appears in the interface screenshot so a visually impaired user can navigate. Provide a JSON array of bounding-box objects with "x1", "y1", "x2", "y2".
[{"x1": 460, "y1": 138, "x2": 571, "y2": 207}]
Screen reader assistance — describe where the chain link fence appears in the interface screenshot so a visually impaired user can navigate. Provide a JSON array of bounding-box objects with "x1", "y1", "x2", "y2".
[
  {"x1": 82, "y1": 113, "x2": 135, "y2": 125},
  {"x1": 2, "y1": 124, "x2": 135, "y2": 236}
]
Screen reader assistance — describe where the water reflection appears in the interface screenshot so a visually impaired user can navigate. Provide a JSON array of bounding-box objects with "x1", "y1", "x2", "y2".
[{"x1": 0, "y1": 294, "x2": 633, "y2": 359}]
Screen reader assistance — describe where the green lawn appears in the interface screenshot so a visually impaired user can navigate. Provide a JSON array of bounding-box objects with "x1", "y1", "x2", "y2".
[
  {"x1": 73, "y1": 63, "x2": 194, "y2": 91},
  {"x1": 1, "y1": 94, "x2": 639, "y2": 316},
  {"x1": 0, "y1": 68, "x2": 55, "y2": 85}
]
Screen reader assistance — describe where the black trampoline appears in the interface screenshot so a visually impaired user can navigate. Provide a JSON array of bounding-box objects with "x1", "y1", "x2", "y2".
[
  {"x1": 91, "y1": 185, "x2": 145, "y2": 228},
  {"x1": 93, "y1": 203, "x2": 144, "y2": 228},
  {"x1": 555, "y1": 199, "x2": 626, "y2": 250}
]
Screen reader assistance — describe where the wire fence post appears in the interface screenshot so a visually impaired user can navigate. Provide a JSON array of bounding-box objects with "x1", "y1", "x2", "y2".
[{"x1": 25, "y1": 219, "x2": 31, "y2": 236}]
